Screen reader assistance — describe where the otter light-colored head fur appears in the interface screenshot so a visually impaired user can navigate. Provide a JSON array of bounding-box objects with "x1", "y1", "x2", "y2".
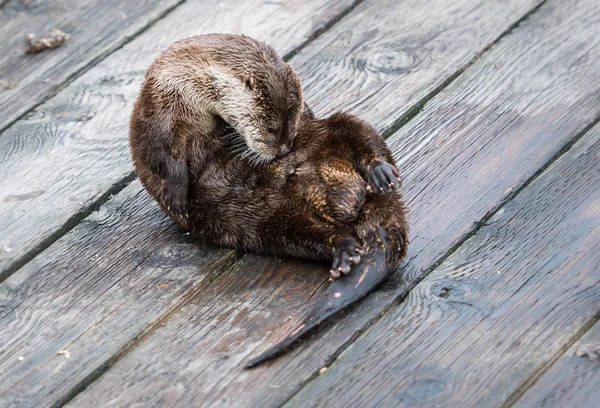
[
  {"x1": 144, "y1": 34, "x2": 304, "y2": 166},
  {"x1": 212, "y1": 40, "x2": 303, "y2": 165}
]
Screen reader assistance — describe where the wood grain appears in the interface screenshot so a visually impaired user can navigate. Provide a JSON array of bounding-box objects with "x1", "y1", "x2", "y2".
[
  {"x1": 292, "y1": 0, "x2": 543, "y2": 130},
  {"x1": 0, "y1": 0, "x2": 358, "y2": 276},
  {"x1": 513, "y1": 319, "x2": 600, "y2": 408},
  {"x1": 0, "y1": 1, "x2": 361, "y2": 406},
  {"x1": 64, "y1": 0, "x2": 600, "y2": 406},
  {"x1": 0, "y1": 0, "x2": 183, "y2": 132},
  {"x1": 287, "y1": 123, "x2": 600, "y2": 407},
  {"x1": 0, "y1": 181, "x2": 239, "y2": 407}
]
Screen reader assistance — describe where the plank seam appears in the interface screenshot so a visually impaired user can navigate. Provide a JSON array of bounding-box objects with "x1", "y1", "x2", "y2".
[
  {"x1": 282, "y1": 0, "x2": 366, "y2": 61},
  {"x1": 503, "y1": 310, "x2": 600, "y2": 407},
  {"x1": 381, "y1": 0, "x2": 548, "y2": 139},
  {"x1": 279, "y1": 110, "x2": 600, "y2": 407},
  {"x1": 49, "y1": 250, "x2": 240, "y2": 408},
  {"x1": 0, "y1": 0, "x2": 187, "y2": 137},
  {"x1": 0, "y1": 171, "x2": 136, "y2": 282}
]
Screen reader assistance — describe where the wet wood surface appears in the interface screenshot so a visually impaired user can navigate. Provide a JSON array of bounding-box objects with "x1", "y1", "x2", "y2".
[
  {"x1": 0, "y1": 0, "x2": 182, "y2": 131},
  {"x1": 0, "y1": 0, "x2": 599, "y2": 406},
  {"x1": 0, "y1": 0, "x2": 357, "y2": 277},
  {"x1": 514, "y1": 320, "x2": 600, "y2": 408},
  {"x1": 0, "y1": 182, "x2": 238, "y2": 407},
  {"x1": 0, "y1": 0, "x2": 542, "y2": 279},
  {"x1": 63, "y1": 0, "x2": 600, "y2": 406},
  {"x1": 288, "y1": 122, "x2": 600, "y2": 406}
]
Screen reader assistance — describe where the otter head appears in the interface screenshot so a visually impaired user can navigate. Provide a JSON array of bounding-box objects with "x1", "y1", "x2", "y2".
[{"x1": 238, "y1": 62, "x2": 303, "y2": 164}]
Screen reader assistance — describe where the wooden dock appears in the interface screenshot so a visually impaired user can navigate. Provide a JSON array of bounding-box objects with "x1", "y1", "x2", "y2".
[{"x1": 1, "y1": 0, "x2": 598, "y2": 406}]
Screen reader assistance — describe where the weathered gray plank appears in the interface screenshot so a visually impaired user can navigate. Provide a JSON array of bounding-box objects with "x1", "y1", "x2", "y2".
[
  {"x1": 0, "y1": 0, "x2": 358, "y2": 277},
  {"x1": 0, "y1": 181, "x2": 238, "y2": 408},
  {"x1": 287, "y1": 124, "x2": 600, "y2": 408},
  {"x1": 0, "y1": 0, "x2": 360, "y2": 406},
  {"x1": 0, "y1": 0, "x2": 183, "y2": 132},
  {"x1": 64, "y1": 0, "x2": 600, "y2": 406},
  {"x1": 0, "y1": 0, "x2": 543, "y2": 278},
  {"x1": 292, "y1": 0, "x2": 544, "y2": 131},
  {"x1": 514, "y1": 320, "x2": 600, "y2": 408}
]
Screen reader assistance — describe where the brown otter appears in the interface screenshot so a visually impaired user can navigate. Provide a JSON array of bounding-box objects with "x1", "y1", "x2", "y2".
[
  {"x1": 129, "y1": 34, "x2": 305, "y2": 217},
  {"x1": 175, "y1": 111, "x2": 408, "y2": 279},
  {"x1": 129, "y1": 36, "x2": 408, "y2": 366},
  {"x1": 132, "y1": 107, "x2": 409, "y2": 365}
]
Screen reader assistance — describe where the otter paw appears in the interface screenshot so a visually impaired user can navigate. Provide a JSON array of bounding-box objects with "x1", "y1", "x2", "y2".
[
  {"x1": 367, "y1": 160, "x2": 401, "y2": 195},
  {"x1": 330, "y1": 238, "x2": 365, "y2": 280},
  {"x1": 162, "y1": 176, "x2": 189, "y2": 217}
]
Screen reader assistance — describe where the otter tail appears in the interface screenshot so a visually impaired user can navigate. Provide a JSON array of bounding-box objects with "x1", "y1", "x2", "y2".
[{"x1": 245, "y1": 226, "x2": 396, "y2": 369}]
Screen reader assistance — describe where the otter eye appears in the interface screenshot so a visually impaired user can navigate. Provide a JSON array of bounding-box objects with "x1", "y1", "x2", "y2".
[{"x1": 266, "y1": 125, "x2": 275, "y2": 133}]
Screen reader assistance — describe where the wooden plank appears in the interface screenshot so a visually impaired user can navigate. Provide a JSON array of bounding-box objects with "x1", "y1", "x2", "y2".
[
  {"x1": 63, "y1": 0, "x2": 600, "y2": 406},
  {"x1": 0, "y1": 0, "x2": 358, "y2": 277},
  {"x1": 0, "y1": 181, "x2": 239, "y2": 407},
  {"x1": 291, "y1": 0, "x2": 544, "y2": 131},
  {"x1": 0, "y1": 1, "x2": 360, "y2": 406},
  {"x1": 286, "y1": 124, "x2": 600, "y2": 408},
  {"x1": 0, "y1": 0, "x2": 544, "y2": 278},
  {"x1": 514, "y1": 320, "x2": 600, "y2": 408},
  {"x1": 0, "y1": 0, "x2": 183, "y2": 132}
]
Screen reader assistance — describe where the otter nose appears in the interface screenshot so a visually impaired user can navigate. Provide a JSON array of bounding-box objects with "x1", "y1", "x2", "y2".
[{"x1": 276, "y1": 144, "x2": 291, "y2": 158}]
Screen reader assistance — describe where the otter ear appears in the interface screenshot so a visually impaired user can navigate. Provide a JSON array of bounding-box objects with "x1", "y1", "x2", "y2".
[{"x1": 243, "y1": 75, "x2": 255, "y2": 91}]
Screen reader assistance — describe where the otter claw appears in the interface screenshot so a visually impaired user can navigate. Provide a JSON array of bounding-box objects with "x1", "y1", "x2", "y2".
[
  {"x1": 368, "y1": 160, "x2": 401, "y2": 195},
  {"x1": 331, "y1": 237, "x2": 363, "y2": 280}
]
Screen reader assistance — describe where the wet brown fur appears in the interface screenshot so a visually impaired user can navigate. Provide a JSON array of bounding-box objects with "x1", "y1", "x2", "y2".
[
  {"x1": 133, "y1": 109, "x2": 409, "y2": 275},
  {"x1": 129, "y1": 34, "x2": 304, "y2": 215}
]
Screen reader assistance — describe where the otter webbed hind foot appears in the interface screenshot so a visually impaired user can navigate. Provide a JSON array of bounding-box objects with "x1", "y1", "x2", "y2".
[
  {"x1": 367, "y1": 160, "x2": 401, "y2": 195},
  {"x1": 330, "y1": 237, "x2": 364, "y2": 280}
]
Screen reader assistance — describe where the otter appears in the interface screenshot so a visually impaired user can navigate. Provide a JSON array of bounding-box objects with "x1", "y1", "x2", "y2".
[
  {"x1": 129, "y1": 34, "x2": 305, "y2": 217},
  {"x1": 132, "y1": 107, "x2": 408, "y2": 366},
  {"x1": 129, "y1": 36, "x2": 408, "y2": 366}
]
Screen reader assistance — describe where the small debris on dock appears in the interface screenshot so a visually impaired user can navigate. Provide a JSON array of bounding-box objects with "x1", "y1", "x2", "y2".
[
  {"x1": 18, "y1": 356, "x2": 24, "y2": 362},
  {"x1": 25, "y1": 28, "x2": 71, "y2": 54},
  {"x1": 57, "y1": 350, "x2": 71, "y2": 359},
  {"x1": 0, "y1": 79, "x2": 18, "y2": 89}
]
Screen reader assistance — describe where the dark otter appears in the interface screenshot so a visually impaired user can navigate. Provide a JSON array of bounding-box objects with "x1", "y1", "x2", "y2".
[
  {"x1": 132, "y1": 107, "x2": 409, "y2": 366},
  {"x1": 177, "y1": 111, "x2": 408, "y2": 279},
  {"x1": 129, "y1": 34, "x2": 305, "y2": 217},
  {"x1": 129, "y1": 36, "x2": 408, "y2": 366}
]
